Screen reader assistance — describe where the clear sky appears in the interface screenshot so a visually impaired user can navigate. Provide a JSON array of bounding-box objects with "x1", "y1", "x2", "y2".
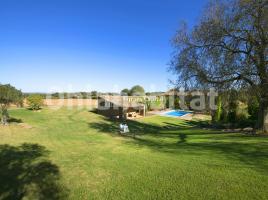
[{"x1": 0, "y1": 0, "x2": 207, "y2": 93}]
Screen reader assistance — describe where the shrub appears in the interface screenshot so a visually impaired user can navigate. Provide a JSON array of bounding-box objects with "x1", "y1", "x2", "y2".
[
  {"x1": 248, "y1": 96, "x2": 259, "y2": 120},
  {"x1": 236, "y1": 102, "x2": 249, "y2": 121},
  {"x1": 148, "y1": 100, "x2": 164, "y2": 111},
  {"x1": 145, "y1": 97, "x2": 166, "y2": 111},
  {"x1": 27, "y1": 94, "x2": 44, "y2": 110},
  {"x1": 174, "y1": 96, "x2": 180, "y2": 109},
  {"x1": 165, "y1": 96, "x2": 169, "y2": 109}
]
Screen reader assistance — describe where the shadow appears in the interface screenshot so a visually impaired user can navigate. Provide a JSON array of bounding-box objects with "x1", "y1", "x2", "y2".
[
  {"x1": 163, "y1": 120, "x2": 209, "y2": 129},
  {"x1": 88, "y1": 113, "x2": 268, "y2": 174},
  {"x1": 0, "y1": 143, "x2": 68, "y2": 200},
  {"x1": 8, "y1": 117, "x2": 23, "y2": 123},
  {"x1": 178, "y1": 133, "x2": 187, "y2": 143},
  {"x1": 88, "y1": 117, "x2": 163, "y2": 138},
  {"x1": 89, "y1": 109, "x2": 98, "y2": 114},
  {"x1": 88, "y1": 115, "x2": 220, "y2": 138},
  {"x1": 126, "y1": 134, "x2": 268, "y2": 174},
  {"x1": 27, "y1": 108, "x2": 42, "y2": 111}
]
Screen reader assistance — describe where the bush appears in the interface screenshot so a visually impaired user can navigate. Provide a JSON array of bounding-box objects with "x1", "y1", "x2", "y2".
[
  {"x1": 235, "y1": 102, "x2": 249, "y2": 121},
  {"x1": 146, "y1": 100, "x2": 165, "y2": 111},
  {"x1": 27, "y1": 94, "x2": 44, "y2": 110},
  {"x1": 248, "y1": 96, "x2": 259, "y2": 120},
  {"x1": 174, "y1": 96, "x2": 180, "y2": 109},
  {"x1": 165, "y1": 96, "x2": 169, "y2": 109}
]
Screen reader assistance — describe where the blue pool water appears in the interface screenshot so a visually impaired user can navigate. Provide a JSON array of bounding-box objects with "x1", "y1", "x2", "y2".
[{"x1": 164, "y1": 110, "x2": 191, "y2": 117}]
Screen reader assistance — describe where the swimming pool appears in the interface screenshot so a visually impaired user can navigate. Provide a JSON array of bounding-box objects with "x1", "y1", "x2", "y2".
[{"x1": 163, "y1": 110, "x2": 191, "y2": 117}]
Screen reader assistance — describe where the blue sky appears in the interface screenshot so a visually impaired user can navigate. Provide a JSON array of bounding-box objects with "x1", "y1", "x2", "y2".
[{"x1": 0, "y1": 0, "x2": 207, "y2": 93}]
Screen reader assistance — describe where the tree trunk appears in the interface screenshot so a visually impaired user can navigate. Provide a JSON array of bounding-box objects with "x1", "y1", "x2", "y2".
[
  {"x1": 1, "y1": 107, "x2": 9, "y2": 125},
  {"x1": 264, "y1": 107, "x2": 268, "y2": 133},
  {"x1": 211, "y1": 110, "x2": 217, "y2": 123},
  {"x1": 1, "y1": 113, "x2": 8, "y2": 125}
]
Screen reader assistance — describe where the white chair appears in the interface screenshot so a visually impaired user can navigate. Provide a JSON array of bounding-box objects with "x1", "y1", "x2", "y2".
[{"x1": 119, "y1": 123, "x2": 130, "y2": 133}]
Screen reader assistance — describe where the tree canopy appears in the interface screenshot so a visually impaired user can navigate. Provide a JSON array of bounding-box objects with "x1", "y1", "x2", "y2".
[
  {"x1": 0, "y1": 84, "x2": 22, "y2": 125},
  {"x1": 129, "y1": 85, "x2": 145, "y2": 96},
  {"x1": 171, "y1": 0, "x2": 268, "y2": 132},
  {"x1": 120, "y1": 88, "x2": 130, "y2": 96}
]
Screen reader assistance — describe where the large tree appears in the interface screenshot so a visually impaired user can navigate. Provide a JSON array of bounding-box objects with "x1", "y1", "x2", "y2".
[
  {"x1": 130, "y1": 85, "x2": 145, "y2": 96},
  {"x1": 120, "y1": 88, "x2": 130, "y2": 96},
  {"x1": 0, "y1": 84, "x2": 22, "y2": 125},
  {"x1": 171, "y1": 0, "x2": 268, "y2": 132}
]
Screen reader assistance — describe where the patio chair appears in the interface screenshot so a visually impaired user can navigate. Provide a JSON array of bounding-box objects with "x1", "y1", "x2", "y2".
[{"x1": 119, "y1": 123, "x2": 130, "y2": 134}]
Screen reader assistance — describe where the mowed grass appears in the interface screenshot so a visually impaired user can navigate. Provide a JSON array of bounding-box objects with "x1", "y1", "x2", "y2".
[{"x1": 0, "y1": 108, "x2": 268, "y2": 200}]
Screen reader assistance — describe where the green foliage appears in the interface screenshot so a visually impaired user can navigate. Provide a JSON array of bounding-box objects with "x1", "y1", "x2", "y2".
[
  {"x1": 130, "y1": 85, "x2": 145, "y2": 96},
  {"x1": 80, "y1": 92, "x2": 88, "y2": 99},
  {"x1": 24, "y1": 93, "x2": 47, "y2": 99},
  {"x1": 215, "y1": 96, "x2": 222, "y2": 122},
  {"x1": 121, "y1": 85, "x2": 145, "y2": 96},
  {"x1": 91, "y1": 91, "x2": 98, "y2": 99},
  {"x1": 27, "y1": 94, "x2": 44, "y2": 110},
  {"x1": 235, "y1": 102, "x2": 249, "y2": 122},
  {"x1": 248, "y1": 96, "x2": 259, "y2": 120},
  {"x1": 226, "y1": 90, "x2": 238, "y2": 122},
  {"x1": 48, "y1": 92, "x2": 98, "y2": 99},
  {"x1": 165, "y1": 96, "x2": 170, "y2": 109},
  {"x1": 63, "y1": 92, "x2": 69, "y2": 99},
  {"x1": 120, "y1": 89, "x2": 130, "y2": 96},
  {"x1": 0, "y1": 84, "x2": 22, "y2": 125},
  {"x1": 145, "y1": 98, "x2": 165, "y2": 111},
  {"x1": 170, "y1": 0, "x2": 267, "y2": 131},
  {"x1": 145, "y1": 100, "x2": 151, "y2": 111},
  {"x1": 221, "y1": 109, "x2": 228, "y2": 123},
  {"x1": 51, "y1": 92, "x2": 60, "y2": 99},
  {"x1": 174, "y1": 96, "x2": 180, "y2": 109},
  {"x1": 0, "y1": 84, "x2": 22, "y2": 105},
  {"x1": 227, "y1": 111, "x2": 236, "y2": 122}
]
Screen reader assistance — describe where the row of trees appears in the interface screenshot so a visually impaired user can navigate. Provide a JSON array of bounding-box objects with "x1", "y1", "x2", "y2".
[
  {"x1": 1, "y1": 82, "x2": 262, "y2": 130},
  {"x1": 0, "y1": 83, "x2": 149, "y2": 125},
  {"x1": 0, "y1": 84, "x2": 22, "y2": 125},
  {"x1": 171, "y1": 0, "x2": 268, "y2": 132},
  {"x1": 50, "y1": 91, "x2": 99, "y2": 99},
  {"x1": 120, "y1": 85, "x2": 145, "y2": 96},
  {"x1": 24, "y1": 91, "x2": 99, "y2": 99}
]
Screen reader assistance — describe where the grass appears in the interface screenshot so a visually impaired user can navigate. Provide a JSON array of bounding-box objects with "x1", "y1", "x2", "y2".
[{"x1": 0, "y1": 107, "x2": 267, "y2": 200}]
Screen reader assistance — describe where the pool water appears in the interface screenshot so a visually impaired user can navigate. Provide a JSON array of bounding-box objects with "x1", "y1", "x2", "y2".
[{"x1": 164, "y1": 110, "x2": 191, "y2": 117}]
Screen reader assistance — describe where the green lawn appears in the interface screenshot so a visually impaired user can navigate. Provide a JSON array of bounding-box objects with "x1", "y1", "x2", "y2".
[{"x1": 0, "y1": 108, "x2": 267, "y2": 200}]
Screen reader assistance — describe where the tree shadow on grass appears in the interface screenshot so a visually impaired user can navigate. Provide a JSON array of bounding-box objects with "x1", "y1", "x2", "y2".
[
  {"x1": 88, "y1": 116, "x2": 217, "y2": 139},
  {"x1": 88, "y1": 114, "x2": 268, "y2": 174},
  {"x1": 7, "y1": 117, "x2": 23, "y2": 123},
  {"x1": 132, "y1": 136, "x2": 268, "y2": 173},
  {"x1": 0, "y1": 143, "x2": 68, "y2": 200}
]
